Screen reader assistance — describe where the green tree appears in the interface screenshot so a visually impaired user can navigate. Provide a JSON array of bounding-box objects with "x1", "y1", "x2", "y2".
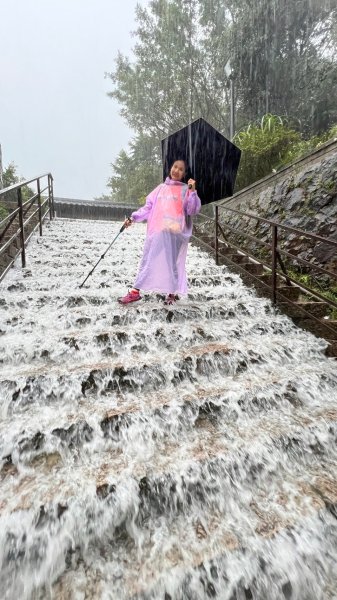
[
  {"x1": 106, "y1": 134, "x2": 162, "y2": 205},
  {"x1": 201, "y1": 0, "x2": 337, "y2": 134},
  {"x1": 105, "y1": 0, "x2": 337, "y2": 199},
  {"x1": 1, "y1": 163, "x2": 35, "y2": 205},
  {"x1": 233, "y1": 115, "x2": 301, "y2": 189},
  {"x1": 3, "y1": 162, "x2": 18, "y2": 187},
  {"x1": 0, "y1": 163, "x2": 22, "y2": 215},
  {"x1": 106, "y1": 0, "x2": 227, "y2": 137},
  {"x1": 233, "y1": 115, "x2": 337, "y2": 190},
  {"x1": 105, "y1": 0, "x2": 230, "y2": 200}
]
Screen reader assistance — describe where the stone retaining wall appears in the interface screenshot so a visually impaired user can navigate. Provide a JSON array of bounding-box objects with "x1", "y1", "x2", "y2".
[{"x1": 215, "y1": 150, "x2": 337, "y2": 274}]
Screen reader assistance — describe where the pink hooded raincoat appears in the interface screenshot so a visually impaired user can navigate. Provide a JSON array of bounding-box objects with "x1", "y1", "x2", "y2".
[{"x1": 131, "y1": 177, "x2": 201, "y2": 294}]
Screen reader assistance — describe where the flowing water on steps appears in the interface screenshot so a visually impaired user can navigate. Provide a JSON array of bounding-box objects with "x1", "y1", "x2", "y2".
[{"x1": 0, "y1": 218, "x2": 337, "y2": 600}]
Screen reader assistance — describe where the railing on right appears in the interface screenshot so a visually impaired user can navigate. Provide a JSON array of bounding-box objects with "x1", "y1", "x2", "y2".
[
  {"x1": 192, "y1": 205, "x2": 337, "y2": 355},
  {"x1": 0, "y1": 173, "x2": 54, "y2": 281}
]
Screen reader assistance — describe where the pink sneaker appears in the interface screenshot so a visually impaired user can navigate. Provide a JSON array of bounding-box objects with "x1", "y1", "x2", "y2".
[{"x1": 118, "y1": 290, "x2": 141, "y2": 304}]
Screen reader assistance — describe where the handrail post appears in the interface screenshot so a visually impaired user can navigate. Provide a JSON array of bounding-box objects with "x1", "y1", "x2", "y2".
[
  {"x1": 215, "y1": 205, "x2": 219, "y2": 265},
  {"x1": 50, "y1": 175, "x2": 55, "y2": 218},
  {"x1": 48, "y1": 174, "x2": 53, "y2": 220},
  {"x1": 37, "y1": 178, "x2": 42, "y2": 236},
  {"x1": 18, "y1": 187, "x2": 26, "y2": 268},
  {"x1": 271, "y1": 224, "x2": 277, "y2": 304}
]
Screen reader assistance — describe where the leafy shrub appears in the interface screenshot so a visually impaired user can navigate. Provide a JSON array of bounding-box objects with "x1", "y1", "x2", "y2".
[
  {"x1": 279, "y1": 124, "x2": 337, "y2": 166},
  {"x1": 233, "y1": 115, "x2": 337, "y2": 192},
  {"x1": 233, "y1": 115, "x2": 301, "y2": 190}
]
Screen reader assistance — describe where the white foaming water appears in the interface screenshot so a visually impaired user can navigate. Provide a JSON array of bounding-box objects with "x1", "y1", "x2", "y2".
[{"x1": 0, "y1": 218, "x2": 336, "y2": 600}]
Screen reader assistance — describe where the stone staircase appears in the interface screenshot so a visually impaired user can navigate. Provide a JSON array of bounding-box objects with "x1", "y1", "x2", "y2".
[
  {"x1": 0, "y1": 218, "x2": 337, "y2": 599},
  {"x1": 194, "y1": 233, "x2": 337, "y2": 358}
]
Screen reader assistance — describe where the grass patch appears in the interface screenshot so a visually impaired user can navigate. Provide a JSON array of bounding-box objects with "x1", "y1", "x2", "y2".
[{"x1": 287, "y1": 269, "x2": 337, "y2": 318}]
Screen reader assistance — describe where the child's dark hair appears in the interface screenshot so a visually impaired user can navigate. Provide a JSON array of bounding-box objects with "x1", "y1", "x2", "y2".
[{"x1": 171, "y1": 158, "x2": 187, "y2": 169}]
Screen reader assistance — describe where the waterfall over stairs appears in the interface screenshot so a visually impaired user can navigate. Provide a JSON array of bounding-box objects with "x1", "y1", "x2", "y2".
[{"x1": 1, "y1": 218, "x2": 337, "y2": 600}]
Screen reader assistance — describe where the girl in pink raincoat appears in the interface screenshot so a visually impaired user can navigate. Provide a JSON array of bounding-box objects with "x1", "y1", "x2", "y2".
[{"x1": 118, "y1": 160, "x2": 201, "y2": 305}]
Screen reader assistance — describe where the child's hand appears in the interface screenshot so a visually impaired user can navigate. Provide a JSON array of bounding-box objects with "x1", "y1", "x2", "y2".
[
  {"x1": 188, "y1": 179, "x2": 196, "y2": 191},
  {"x1": 124, "y1": 217, "x2": 133, "y2": 228}
]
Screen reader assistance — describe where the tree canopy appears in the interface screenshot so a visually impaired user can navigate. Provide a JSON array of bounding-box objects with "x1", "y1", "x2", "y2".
[
  {"x1": 104, "y1": 0, "x2": 337, "y2": 203},
  {"x1": 0, "y1": 163, "x2": 31, "y2": 219}
]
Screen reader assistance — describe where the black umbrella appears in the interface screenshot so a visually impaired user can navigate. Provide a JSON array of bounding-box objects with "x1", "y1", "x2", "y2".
[{"x1": 161, "y1": 117, "x2": 241, "y2": 205}]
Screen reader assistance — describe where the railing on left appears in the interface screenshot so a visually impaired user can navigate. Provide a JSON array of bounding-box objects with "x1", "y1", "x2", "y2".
[{"x1": 0, "y1": 173, "x2": 54, "y2": 281}]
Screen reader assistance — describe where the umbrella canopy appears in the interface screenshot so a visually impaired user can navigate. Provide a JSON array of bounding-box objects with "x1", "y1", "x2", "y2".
[{"x1": 161, "y1": 118, "x2": 241, "y2": 205}]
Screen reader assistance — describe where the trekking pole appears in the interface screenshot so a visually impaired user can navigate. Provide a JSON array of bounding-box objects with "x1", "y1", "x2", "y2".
[{"x1": 79, "y1": 218, "x2": 131, "y2": 288}]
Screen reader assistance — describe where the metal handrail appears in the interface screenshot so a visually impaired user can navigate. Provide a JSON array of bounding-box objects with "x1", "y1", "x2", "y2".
[
  {"x1": 211, "y1": 205, "x2": 337, "y2": 318},
  {"x1": 0, "y1": 173, "x2": 54, "y2": 281},
  {"x1": 0, "y1": 172, "x2": 52, "y2": 197},
  {"x1": 211, "y1": 215, "x2": 337, "y2": 283},
  {"x1": 217, "y1": 205, "x2": 337, "y2": 246}
]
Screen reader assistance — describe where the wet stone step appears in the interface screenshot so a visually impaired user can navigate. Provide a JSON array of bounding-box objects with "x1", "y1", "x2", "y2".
[
  {"x1": 3, "y1": 393, "x2": 337, "y2": 527},
  {"x1": 29, "y1": 479, "x2": 337, "y2": 600},
  {"x1": 2, "y1": 417, "x2": 336, "y2": 567},
  {"x1": 0, "y1": 297, "x2": 266, "y2": 334},
  {"x1": 1, "y1": 337, "x2": 333, "y2": 417},
  {"x1": 5, "y1": 263, "x2": 227, "y2": 289},
  {"x1": 126, "y1": 513, "x2": 337, "y2": 600},
  {"x1": 325, "y1": 340, "x2": 337, "y2": 358},
  {"x1": 279, "y1": 301, "x2": 330, "y2": 319},
  {"x1": 96, "y1": 413, "x2": 337, "y2": 506},
  {"x1": 275, "y1": 286, "x2": 301, "y2": 301},
  {"x1": 257, "y1": 272, "x2": 284, "y2": 286},
  {"x1": 0, "y1": 323, "x2": 219, "y2": 366},
  {"x1": 2, "y1": 363, "x2": 316, "y2": 456},
  {"x1": 0, "y1": 341, "x2": 236, "y2": 384},
  {"x1": 0, "y1": 308, "x2": 308, "y2": 367},
  {"x1": 291, "y1": 317, "x2": 337, "y2": 341},
  {"x1": 3, "y1": 367, "x2": 336, "y2": 483},
  {"x1": 0, "y1": 345, "x2": 235, "y2": 411},
  {"x1": 239, "y1": 262, "x2": 264, "y2": 275},
  {"x1": 224, "y1": 253, "x2": 250, "y2": 265},
  {"x1": 0, "y1": 421, "x2": 95, "y2": 469},
  {"x1": 0, "y1": 293, "x2": 111, "y2": 313},
  {"x1": 2, "y1": 336, "x2": 324, "y2": 413}
]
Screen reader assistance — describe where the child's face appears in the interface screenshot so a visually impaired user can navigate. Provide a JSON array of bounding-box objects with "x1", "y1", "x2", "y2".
[{"x1": 170, "y1": 160, "x2": 186, "y2": 181}]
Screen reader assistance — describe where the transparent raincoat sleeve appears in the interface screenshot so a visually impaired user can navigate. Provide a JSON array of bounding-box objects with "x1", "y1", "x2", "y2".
[
  {"x1": 184, "y1": 190, "x2": 201, "y2": 216},
  {"x1": 131, "y1": 185, "x2": 161, "y2": 222}
]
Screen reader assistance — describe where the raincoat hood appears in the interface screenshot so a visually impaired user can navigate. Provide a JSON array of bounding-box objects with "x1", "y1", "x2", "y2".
[{"x1": 165, "y1": 177, "x2": 186, "y2": 186}]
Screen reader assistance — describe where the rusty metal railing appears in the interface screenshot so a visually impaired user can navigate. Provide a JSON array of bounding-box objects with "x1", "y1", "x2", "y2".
[
  {"x1": 192, "y1": 205, "x2": 337, "y2": 339},
  {"x1": 0, "y1": 173, "x2": 54, "y2": 281},
  {"x1": 214, "y1": 204, "x2": 337, "y2": 306}
]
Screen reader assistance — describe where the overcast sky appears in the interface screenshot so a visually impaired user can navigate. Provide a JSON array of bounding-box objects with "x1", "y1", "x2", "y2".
[{"x1": 0, "y1": 0, "x2": 147, "y2": 199}]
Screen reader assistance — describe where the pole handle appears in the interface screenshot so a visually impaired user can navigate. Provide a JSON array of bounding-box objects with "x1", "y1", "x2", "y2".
[{"x1": 120, "y1": 217, "x2": 132, "y2": 232}]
